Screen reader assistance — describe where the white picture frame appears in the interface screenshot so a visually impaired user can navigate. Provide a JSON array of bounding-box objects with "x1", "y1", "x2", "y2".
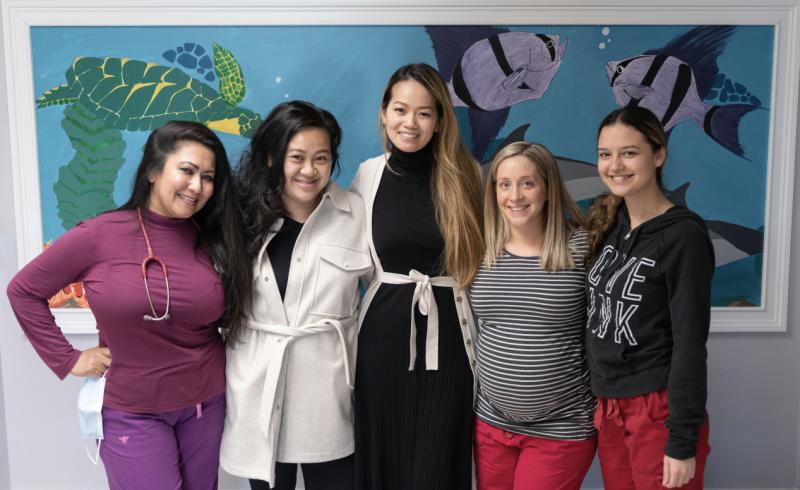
[{"x1": 3, "y1": 0, "x2": 799, "y2": 333}]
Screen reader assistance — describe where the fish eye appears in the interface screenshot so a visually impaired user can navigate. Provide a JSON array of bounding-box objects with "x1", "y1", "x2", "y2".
[
  {"x1": 546, "y1": 40, "x2": 554, "y2": 48},
  {"x1": 616, "y1": 66, "x2": 625, "y2": 74}
]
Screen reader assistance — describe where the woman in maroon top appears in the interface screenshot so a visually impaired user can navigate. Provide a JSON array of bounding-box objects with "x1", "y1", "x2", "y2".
[{"x1": 6, "y1": 121, "x2": 250, "y2": 489}]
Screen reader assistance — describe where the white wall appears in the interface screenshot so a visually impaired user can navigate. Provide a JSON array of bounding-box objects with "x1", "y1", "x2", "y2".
[
  {"x1": 0, "y1": 5, "x2": 12, "y2": 486},
  {"x1": 0, "y1": 357, "x2": 8, "y2": 488},
  {"x1": 0, "y1": 10, "x2": 799, "y2": 490}
]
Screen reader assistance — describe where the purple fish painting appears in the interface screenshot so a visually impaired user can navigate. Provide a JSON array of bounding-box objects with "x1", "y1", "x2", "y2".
[
  {"x1": 426, "y1": 26, "x2": 568, "y2": 161},
  {"x1": 450, "y1": 32, "x2": 567, "y2": 111},
  {"x1": 606, "y1": 26, "x2": 759, "y2": 158}
]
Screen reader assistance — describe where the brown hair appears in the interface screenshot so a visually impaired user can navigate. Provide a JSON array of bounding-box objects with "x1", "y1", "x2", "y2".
[
  {"x1": 586, "y1": 106, "x2": 668, "y2": 259},
  {"x1": 379, "y1": 63, "x2": 483, "y2": 287}
]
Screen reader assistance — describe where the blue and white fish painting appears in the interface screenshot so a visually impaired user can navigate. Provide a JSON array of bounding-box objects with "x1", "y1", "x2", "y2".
[
  {"x1": 449, "y1": 32, "x2": 567, "y2": 111},
  {"x1": 426, "y1": 26, "x2": 567, "y2": 161},
  {"x1": 606, "y1": 26, "x2": 759, "y2": 158}
]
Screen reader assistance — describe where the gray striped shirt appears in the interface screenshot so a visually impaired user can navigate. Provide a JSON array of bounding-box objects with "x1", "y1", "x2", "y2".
[{"x1": 469, "y1": 230, "x2": 596, "y2": 440}]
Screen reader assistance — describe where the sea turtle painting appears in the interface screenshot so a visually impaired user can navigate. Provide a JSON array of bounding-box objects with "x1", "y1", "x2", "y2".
[{"x1": 37, "y1": 44, "x2": 260, "y2": 137}]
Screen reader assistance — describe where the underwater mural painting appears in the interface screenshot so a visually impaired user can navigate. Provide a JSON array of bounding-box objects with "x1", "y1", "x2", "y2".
[{"x1": 30, "y1": 24, "x2": 773, "y2": 308}]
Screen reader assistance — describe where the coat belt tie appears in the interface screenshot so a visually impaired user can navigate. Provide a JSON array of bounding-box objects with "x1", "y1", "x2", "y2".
[{"x1": 377, "y1": 270, "x2": 457, "y2": 371}]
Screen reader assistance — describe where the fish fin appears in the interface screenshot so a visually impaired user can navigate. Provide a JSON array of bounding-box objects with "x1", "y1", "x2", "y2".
[
  {"x1": 554, "y1": 156, "x2": 600, "y2": 188},
  {"x1": 501, "y1": 69, "x2": 527, "y2": 90},
  {"x1": 484, "y1": 123, "x2": 530, "y2": 164},
  {"x1": 646, "y1": 26, "x2": 736, "y2": 98},
  {"x1": 706, "y1": 220, "x2": 763, "y2": 255},
  {"x1": 469, "y1": 107, "x2": 510, "y2": 161},
  {"x1": 557, "y1": 39, "x2": 569, "y2": 59},
  {"x1": 665, "y1": 182, "x2": 690, "y2": 207},
  {"x1": 425, "y1": 26, "x2": 508, "y2": 79},
  {"x1": 704, "y1": 104, "x2": 760, "y2": 158},
  {"x1": 623, "y1": 85, "x2": 654, "y2": 99}
]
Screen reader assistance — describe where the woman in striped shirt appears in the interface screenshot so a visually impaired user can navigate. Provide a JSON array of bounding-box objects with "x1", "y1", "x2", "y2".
[{"x1": 470, "y1": 142, "x2": 597, "y2": 490}]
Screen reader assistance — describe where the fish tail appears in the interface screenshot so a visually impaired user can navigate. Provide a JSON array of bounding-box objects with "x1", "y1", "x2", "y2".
[
  {"x1": 703, "y1": 104, "x2": 759, "y2": 158},
  {"x1": 468, "y1": 107, "x2": 510, "y2": 161}
]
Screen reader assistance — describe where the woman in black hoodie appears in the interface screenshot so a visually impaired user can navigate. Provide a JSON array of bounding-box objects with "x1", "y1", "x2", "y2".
[{"x1": 585, "y1": 106, "x2": 714, "y2": 490}]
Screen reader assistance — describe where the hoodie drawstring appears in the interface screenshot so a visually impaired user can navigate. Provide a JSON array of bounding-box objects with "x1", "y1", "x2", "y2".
[{"x1": 596, "y1": 398, "x2": 624, "y2": 430}]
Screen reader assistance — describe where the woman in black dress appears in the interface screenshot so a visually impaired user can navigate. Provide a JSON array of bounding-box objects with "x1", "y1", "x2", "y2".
[{"x1": 351, "y1": 63, "x2": 484, "y2": 490}]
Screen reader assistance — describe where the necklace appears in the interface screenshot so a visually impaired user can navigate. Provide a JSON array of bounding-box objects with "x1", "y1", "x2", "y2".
[{"x1": 624, "y1": 204, "x2": 670, "y2": 240}]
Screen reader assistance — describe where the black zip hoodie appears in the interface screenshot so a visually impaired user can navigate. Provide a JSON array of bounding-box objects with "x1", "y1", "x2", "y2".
[{"x1": 585, "y1": 204, "x2": 714, "y2": 459}]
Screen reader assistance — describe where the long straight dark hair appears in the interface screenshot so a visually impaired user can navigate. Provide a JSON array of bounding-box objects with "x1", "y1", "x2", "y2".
[
  {"x1": 119, "y1": 120, "x2": 251, "y2": 339},
  {"x1": 236, "y1": 100, "x2": 342, "y2": 260}
]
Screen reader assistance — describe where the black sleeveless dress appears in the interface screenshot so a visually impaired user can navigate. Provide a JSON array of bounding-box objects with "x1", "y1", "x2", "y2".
[{"x1": 354, "y1": 144, "x2": 474, "y2": 490}]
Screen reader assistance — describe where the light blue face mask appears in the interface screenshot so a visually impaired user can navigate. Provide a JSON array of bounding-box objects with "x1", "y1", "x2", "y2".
[{"x1": 77, "y1": 372, "x2": 106, "y2": 465}]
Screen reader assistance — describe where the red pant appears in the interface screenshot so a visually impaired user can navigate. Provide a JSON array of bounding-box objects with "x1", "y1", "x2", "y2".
[
  {"x1": 595, "y1": 390, "x2": 710, "y2": 490},
  {"x1": 473, "y1": 419, "x2": 596, "y2": 490}
]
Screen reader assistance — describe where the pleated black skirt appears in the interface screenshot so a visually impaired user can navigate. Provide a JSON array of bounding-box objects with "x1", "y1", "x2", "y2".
[{"x1": 354, "y1": 283, "x2": 474, "y2": 490}]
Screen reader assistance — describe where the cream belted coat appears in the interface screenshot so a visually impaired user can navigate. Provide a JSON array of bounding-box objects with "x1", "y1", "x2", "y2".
[
  {"x1": 220, "y1": 182, "x2": 372, "y2": 484},
  {"x1": 351, "y1": 155, "x2": 479, "y2": 391}
]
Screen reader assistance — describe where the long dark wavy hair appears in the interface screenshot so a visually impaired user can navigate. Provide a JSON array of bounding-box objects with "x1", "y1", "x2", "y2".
[
  {"x1": 586, "y1": 106, "x2": 669, "y2": 259},
  {"x1": 236, "y1": 100, "x2": 342, "y2": 261},
  {"x1": 118, "y1": 120, "x2": 251, "y2": 340}
]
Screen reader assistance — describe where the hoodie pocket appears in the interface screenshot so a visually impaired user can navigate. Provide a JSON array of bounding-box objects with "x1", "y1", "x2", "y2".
[{"x1": 586, "y1": 328, "x2": 637, "y2": 379}]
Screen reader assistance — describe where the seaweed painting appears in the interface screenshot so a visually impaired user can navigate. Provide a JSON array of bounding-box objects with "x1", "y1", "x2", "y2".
[{"x1": 36, "y1": 42, "x2": 259, "y2": 307}]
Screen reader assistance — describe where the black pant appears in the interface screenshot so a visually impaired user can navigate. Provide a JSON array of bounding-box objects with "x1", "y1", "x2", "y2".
[{"x1": 249, "y1": 454, "x2": 354, "y2": 490}]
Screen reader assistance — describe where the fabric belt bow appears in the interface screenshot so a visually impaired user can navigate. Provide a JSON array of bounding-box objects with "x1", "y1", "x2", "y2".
[{"x1": 378, "y1": 269, "x2": 458, "y2": 371}]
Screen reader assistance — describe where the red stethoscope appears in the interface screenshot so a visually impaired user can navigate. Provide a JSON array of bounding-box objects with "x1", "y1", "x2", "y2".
[{"x1": 137, "y1": 208, "x2": 171, "y2": 321}]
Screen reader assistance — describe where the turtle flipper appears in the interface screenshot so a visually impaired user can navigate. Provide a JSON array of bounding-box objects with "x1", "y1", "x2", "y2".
[
  {"x1": 237, "y1": 110, "x2": 262, "y2": 138},
  {"x1": 37, "y1": 83, "x2": 80, "y2": 108},
  {"x1": 213, "y1": 42, "x2": 246, "y2": 106}
]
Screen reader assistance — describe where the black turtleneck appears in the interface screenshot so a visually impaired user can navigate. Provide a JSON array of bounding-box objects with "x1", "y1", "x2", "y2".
[{"x1": 373, "y1": 142, "x2": 445, "y2": 275}]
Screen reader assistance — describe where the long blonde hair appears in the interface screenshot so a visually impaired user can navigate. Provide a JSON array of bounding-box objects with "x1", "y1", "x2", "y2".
[
  {"x1": 380, "y1": 63, "x2": 483, "y2": 287},
  {"x1": 483, "y1": 142, "x2": 585, "y2": 272}
]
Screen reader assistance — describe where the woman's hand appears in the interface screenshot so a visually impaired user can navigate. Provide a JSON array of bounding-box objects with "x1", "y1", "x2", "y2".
[
  {"x1": 662, "y1": 455, "x2": 696, "y2": 488},
  {"x1": 70, "y1": 347, "x2": 112, "y2": 377}
]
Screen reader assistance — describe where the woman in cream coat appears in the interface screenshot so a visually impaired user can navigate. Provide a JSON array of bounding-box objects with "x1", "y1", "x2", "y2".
[{"x1": 221, "y1": 101, "x2": 371, "y2": 490}]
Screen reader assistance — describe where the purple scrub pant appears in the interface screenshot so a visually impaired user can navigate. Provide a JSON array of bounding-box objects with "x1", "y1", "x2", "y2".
[{"x1": 99, "y1": 392, "x2": 225, "y2": 490}]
